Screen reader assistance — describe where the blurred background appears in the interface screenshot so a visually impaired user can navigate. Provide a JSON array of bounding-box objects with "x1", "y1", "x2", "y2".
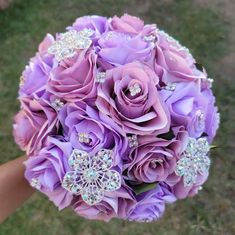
[{"x1": 0, "y1": 0, "x2": 234, "y2": 234}]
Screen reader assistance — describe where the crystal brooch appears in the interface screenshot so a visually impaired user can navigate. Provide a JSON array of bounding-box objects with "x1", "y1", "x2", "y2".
[
  {"x1": 62, "y1": 149, "x2": 121, "y2": 205},
  {"x1": 175, "y1": 137, "x2": 211, "y2": 187},
  {"x1": 48, "y1": 29, "x2": 94, "y2": 61}
]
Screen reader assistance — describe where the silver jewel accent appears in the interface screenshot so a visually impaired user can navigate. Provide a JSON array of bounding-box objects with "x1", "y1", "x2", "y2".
[
  {"x1": 202, "y1": 77, "x2": 214, "y2": 88},
  {"x1": 216, "y1": 112, "x2": 220, "y2": 126},
  {"x1": 48, "y1": 29, "x2": 94, "y2": 61},
  {"x1": 150, "y1": 159, "x2": 164, "y2": 168},
  {"x1": 196, "y1": 110, "x2": 205, "y2": 127},
  {"x1": 62, "y1": 149, "x2": 121, "y2": 205},
  {"x1": 51, "y1": 99, "x2": 64, "y2": 111},
  {"x1": 19, "y1": 75, "x2": 25, "y2": 87},
  {"x1": 129, "y1": 83, "x2": 141, "y2": 96},
  {"x1": 163, "y1": 83, "x2": 176, "y2": 91},
  {"x1": 78, "y1": 133, "x2": 90, "y2": 144},
  {"x1": 105, "y1": 32, "x2": 113, "y2": 40},
  {"x1": 175, "y1": 137, "x2": 211, "y2": 187},
  {"x1": 95, "y1": 72, "x2": 106, "y2": 83},
  {"x1": 143, "y1": 34, "x2": 156, "y2": 42},
  {"x1": 128, "y1": 135, "x2": 138, "y2": 148},
  {"x1": 30, "y1": 178, "x2": 41, "y2": 190}
]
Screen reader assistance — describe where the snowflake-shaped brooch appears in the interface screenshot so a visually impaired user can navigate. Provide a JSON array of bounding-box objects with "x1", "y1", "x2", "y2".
[
  {"x1": 175, "y1": 137, "x2": 211, "y2": 187},
  {"x1": 62, "y1": 149, "x2": 121, "y2": 205},
  {"x1": 48, "y1": 29, "x2": 94, "y2": 62}
]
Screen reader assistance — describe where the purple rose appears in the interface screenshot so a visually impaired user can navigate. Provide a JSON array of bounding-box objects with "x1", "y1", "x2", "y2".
[
  {"x1": 19, "y1": 34, "x2": 55, "y2": 98},
  {"x1": 202, "y1": 89, "x2": 220, "y2": 142},
  {"x1": 124, "y1": 126, "x2": 188, "y2": 183},
  {"x1": 48, "y1": 50, "x2": 97, "y2": 102},
  {"x1": 58, "y1": 102, "x2": 128, "y2": 165},
  {"x1": 72, "y1": 186, "x2": 136, "y2": 221},
  {"x1": 68, "y1": 15, "x2": 109, "y2": 45},
  {"x1": 128, "y1": 183, "x2": 176, "y2": 222},
  {"x1": 97, "y1": 31, "x2": 154, "y2": 66},
  {"x1": 160, "y1": 81, "x2": 217, "y2": 139},
  {"x1": 13, "y1": 97, "x2": 58, "y2": 155},
  {"x1": 96, "y1": 61, "x2": 170, "y2": 135},
  {"x1": 24, "y1": 137, "x2": 73, "y2": 209}
]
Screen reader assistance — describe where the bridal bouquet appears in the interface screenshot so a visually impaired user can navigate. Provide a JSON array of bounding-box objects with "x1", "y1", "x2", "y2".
[{"x1": 13, "y1": 14, "x2": 219, "y2": 222}]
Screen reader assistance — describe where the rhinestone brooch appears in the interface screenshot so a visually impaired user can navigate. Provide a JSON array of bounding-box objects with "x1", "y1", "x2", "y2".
[
  {"x1": 48, "y1": 29, "x2": 94, "y2": 62},
  {"x1": 62, "y1": 149, "x2": 121, "y2": 205},
  {"x1": 175, "y1": 137, "x2": 211, "y2": 187}
]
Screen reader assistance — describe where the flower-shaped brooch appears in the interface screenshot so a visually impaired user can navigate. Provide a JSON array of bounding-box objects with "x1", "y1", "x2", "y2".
[{"x1": 62, "y1": 149, "x2": 121, "y2": 205}]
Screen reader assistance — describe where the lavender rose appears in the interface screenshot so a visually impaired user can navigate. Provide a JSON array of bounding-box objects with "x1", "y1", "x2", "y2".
[
  {"x1": 128, "y1": 183, "x2": 176, "y2": 222},
  {"x1": 96, "y1": 61, "x2": 170, "y2": 135},
  {"x1": 13, "y1": 97, "x2": 58, "y2": 155},
  {"x1": 24, "y1": 137, "x2": 73, "y2": 209},
  {"x1": 19, "y1": 34, "x2": 55, "y2": 98},
  {"x1": 58, "y1": 102, "x2": 128, "y2": 165},
  {"x1": 68, "y1": 15, "x2": 109, "y2": 45},
  {"x1": 165, "y1": 171, "x2": 209, "y2": 199},
  {"x1": 97, "y1": 30, "x2": 154, "y2": 66},
  {"x1": 72, "y1": 186, "x2": 136, "y2": 221},
  {"x1": 160, "y1": 81, "x2": 218, "y2": 139}
]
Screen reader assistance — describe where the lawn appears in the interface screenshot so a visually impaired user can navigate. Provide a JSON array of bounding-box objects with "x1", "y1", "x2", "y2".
[{"x1": 0, "y1": 0, "x2": 234, "y2": 234}]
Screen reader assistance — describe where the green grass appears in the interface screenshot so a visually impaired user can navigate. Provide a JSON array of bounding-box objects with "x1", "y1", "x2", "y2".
[{"x1": 0, "y1": 0, "x2": 234, "y2": 234}]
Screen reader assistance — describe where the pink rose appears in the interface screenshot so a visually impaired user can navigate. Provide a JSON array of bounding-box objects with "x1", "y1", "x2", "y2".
[
  {"x1": 96, "y1": 61, "x2": 170, "y2": 135},
  {"x1": 13, "y1": 97, "x2": 57, "y2": 155},
  {"x1": 48, "y1": 50, "x2": 97, "y2": 102},
  {"x1": 155, "y1": 30, "x2": 202, "y2": 83},
  {"x1": 124, "y1": 126, "x2": 188, "y2": 183},
  {"x1": 110, "y1": 14, "x2": 145, "y2": 34}
]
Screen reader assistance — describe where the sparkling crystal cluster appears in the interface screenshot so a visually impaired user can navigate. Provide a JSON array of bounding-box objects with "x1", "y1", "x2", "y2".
[
  {"x1": 129, "y1": 84, "x2": 141, "y2": 96},
  {"x1": 95, "y1": 72, "x2": 106, "y2": 83},
  {"x1": 164, "y1": 83, "x2": 176, "y2": 91},
  {"x1": 30, "y1": 178, "x2": 41, "y2": 190},
  {"x1": 48, "y1": 29, "x2": 94, "y2": 61},
  {"x1": 175, "y1": 137, "x2": 211, "y2": 186},
  {"x1": 128, "y1": 135, "x2": 138, "y2": 148},
  {"x1": 51, "y1": 99, "x2": 64, "y2": 111},
  {"x1": 62, "y1": 149, "x2": 121, "y2": 205}
]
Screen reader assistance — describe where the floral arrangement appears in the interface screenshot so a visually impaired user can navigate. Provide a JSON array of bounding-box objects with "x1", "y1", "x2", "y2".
[{"x1": 13, "y1": 14, "x2": 219, "y2": 222}]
